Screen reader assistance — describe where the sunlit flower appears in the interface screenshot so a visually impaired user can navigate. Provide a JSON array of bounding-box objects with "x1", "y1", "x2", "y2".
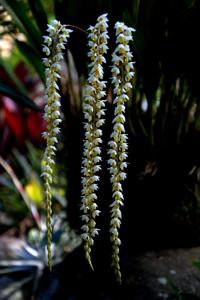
[
  {"x1": 108, "y1": 21, "x2": 135, "y2": 283},
  {"x1": 41, "y1": 19, "x2": 72, "y2": 270},
  {"x1": 81, "y1": 13, "x2": 109, "y2": 269}
]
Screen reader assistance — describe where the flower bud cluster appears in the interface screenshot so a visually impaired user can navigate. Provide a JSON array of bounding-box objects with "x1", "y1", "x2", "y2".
[
  {"x1": 41, "y1": 19, "x2": 72, "y2": 270},
  {"x1": 81, "y1": 14, "x2": 109, "y2": 269},
  {"x1": 108, "y1": 21, "x2": 135, "y2": 282}
]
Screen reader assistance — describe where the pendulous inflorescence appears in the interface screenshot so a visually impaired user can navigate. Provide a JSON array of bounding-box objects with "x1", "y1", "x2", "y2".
[
  {"x1": 80, "y1": 13, "x2": 109, "y2": 269},
  {"x1": 41, "y1": 15, "x2": 136, "y2": 282},
  {"x1": 41, "y1": 19, "x2": 72, "y2": 270},
  {"x1": 107, "y1": 21, "x2": 135, "y2": 283}
]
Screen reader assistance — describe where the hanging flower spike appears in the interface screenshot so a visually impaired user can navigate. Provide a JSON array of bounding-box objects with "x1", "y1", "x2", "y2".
[
  {"x1": 81, "y1": 14, "x2": 109, "y2": 269},
  {"x1": 41, "y1": 19, "x2": 72, "y2": 270},
  {"x1": 108, "y1": 22, "x2": 135, "y2": 283}
]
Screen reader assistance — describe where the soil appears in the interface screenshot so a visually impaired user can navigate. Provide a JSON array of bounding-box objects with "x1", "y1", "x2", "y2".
[{"x1": 43, "y1": 246, "x2": 200, "y2": 300}]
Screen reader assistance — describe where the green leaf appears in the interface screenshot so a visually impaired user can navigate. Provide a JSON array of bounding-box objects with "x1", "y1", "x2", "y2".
[
  {"x1": 27, "y1": 0, "x2": 48, "y2": 34},
  {"x1": 132, "y1": 0, "x2": 141, "y2": 24},
  {"x1": 0, "y1": 81, "x2": 41, "y2": 111},
  {"x1": 15, "y1": 40, "x2": 45, "y2": 83},
  {"x1": 139, "y1": 0, "x2": 157, "y2": 25},
  {"x1": 193, "y1": 260, "x2": 200, "y2": 270},
  {"x1": 0, "y1": 0, "x2": 42, "y2": 51},
  {"x1": 0, "y1": 57, "x2": 28, "y2": 95}
]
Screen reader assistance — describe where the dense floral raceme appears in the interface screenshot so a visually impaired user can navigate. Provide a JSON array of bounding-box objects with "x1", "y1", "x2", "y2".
[
  {"x1": 41, "y1": 20, "x2": 72, "y2": 270},
  {"x1": 81, "y1": 14, "x2": 109, "y2": 269},
  {"x1": 108, "y1": 21, "x2": 135, "y2": 283}
]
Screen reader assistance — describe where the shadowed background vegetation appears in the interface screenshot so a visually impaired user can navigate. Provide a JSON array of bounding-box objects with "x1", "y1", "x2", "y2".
[{"x1": 0, "y1": 0, "x2": 200, "y2": 299}]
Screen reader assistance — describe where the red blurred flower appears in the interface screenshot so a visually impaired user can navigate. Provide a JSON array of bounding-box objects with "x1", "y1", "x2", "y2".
[{"x1": 0, "y1": 61, "x2": 46, "y2": 156}]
